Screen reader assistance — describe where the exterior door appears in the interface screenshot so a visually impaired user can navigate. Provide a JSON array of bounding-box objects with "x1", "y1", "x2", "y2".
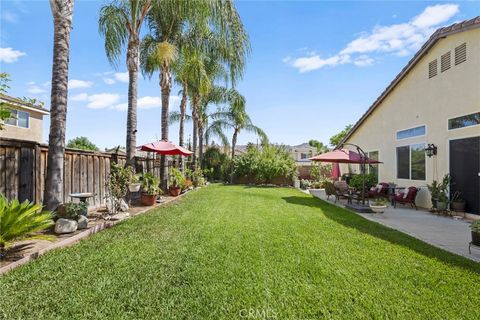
[{"x1": 449, "y1": 137, "x2": 480, "y2": 214}]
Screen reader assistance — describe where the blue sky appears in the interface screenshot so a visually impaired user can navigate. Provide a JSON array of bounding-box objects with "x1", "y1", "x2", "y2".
[{"x1": 1, "y1": 1, "x2": 479, "y2": 150}]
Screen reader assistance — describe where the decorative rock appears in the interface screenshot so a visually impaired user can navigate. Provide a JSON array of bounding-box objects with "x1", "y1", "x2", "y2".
[
  {"x1": 77, "y1": 215, "x2": 88, "y2": 230},
  {"x1": 55, "y1": 218, "x2": 78, "y2": 234},
  {"x1": 105, "y1": 198, "x2": 114, "y2": 213},
  {"x1": 119, "y1": 199, "x2": 129, "y2": 212}
]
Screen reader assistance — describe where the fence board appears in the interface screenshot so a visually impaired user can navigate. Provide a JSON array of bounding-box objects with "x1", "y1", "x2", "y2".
[
  {"x1": 0, "y1": 147, "x2": 5, "y2": 195},
  {"x1": 5, "y1": 147, "x2": 18, "y2": 199},
  {"x1": 18, "y1": 147, "x2": 34, "y2": 202}
]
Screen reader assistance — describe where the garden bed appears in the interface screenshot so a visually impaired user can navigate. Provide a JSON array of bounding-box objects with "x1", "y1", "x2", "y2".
[{"x1": 0, "y1": 191, "x2": 193, "y2": 275}]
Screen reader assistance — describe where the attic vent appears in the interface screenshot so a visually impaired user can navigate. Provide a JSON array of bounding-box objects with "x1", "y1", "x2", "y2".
[
  {"x1": 441, "y1": 51, "x2": 451, "y2": 72},
  {"x1": 428, "y1": 59, "x2": 437, "y2": 78},
  {"x1": 455, "y1": 43, "x2": 466, "y2": 65}
]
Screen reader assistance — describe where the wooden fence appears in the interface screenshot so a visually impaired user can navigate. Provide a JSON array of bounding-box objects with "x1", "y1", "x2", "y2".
[{"x1": 0, "y1": 138, "x2": 167, "y2": 207}]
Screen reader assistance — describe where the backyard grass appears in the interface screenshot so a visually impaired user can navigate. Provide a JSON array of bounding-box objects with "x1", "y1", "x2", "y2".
[{"x1": 1, "y1": 185, "x2": 479, "y2": 319}]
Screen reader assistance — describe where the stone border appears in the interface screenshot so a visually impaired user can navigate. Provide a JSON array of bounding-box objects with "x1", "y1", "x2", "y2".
[{"x1": 0, "y1": 188, "x2": 195, "y2": 276}]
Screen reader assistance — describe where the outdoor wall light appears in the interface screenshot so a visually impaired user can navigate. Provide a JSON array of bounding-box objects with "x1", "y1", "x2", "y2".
[{"x1": 425, "y1": 144, "x2": 437, "y2": 157}]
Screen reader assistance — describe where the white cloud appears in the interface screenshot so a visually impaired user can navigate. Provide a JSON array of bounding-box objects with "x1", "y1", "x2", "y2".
[
  {"x1": 27, "y1": 85, "x2": 46, "y2": 94},
  {"x1": 69, "y1": 79, "x2": 93, "y2": 89},
  {"x1": 285, "y1": 4, "x2": 459, "y2": 72},
  {"x1": 87, "y1": 93, "x2": 120, "y2": 109},
  {"x1": 2, "y1": 11, "x2": 18, "y2": 23},
  {"x1": 112, "y1": 95, "x2": 180, "y2": 111},
  {"x1": 103, "y1": 78, "x2": 115, "y2": 85},
  {"x1": 411, "y1": 4, "x2": 459, "y2": 28},
  {"x1": 0, "y1": 47, "x2": 26, "y2": 63},
  {"x1": 114, "y1": 72, "x2": 129, "y2": 83},
  {"x1": 70, "y1": 93, "x2": 88, "y2": 101}
]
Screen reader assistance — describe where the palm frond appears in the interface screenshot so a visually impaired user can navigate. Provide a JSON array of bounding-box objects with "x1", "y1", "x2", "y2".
[{"x1": 98, "y1": 2, "x2": 130, "y2": 67}]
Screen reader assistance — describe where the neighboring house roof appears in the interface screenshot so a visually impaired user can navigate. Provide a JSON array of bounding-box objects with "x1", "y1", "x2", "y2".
[
  {"x1": 0, "y1": 94, "x2": 50, "y2": 115},
  {"x1": 340, "y1": 16, "x2": 480, "y2": 146}
]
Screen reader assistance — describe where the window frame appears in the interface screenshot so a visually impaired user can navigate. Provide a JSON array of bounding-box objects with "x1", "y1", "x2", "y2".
[
  {"x1": 3, "y1": 109, "x2": 30, "y2": 129},
  {"x1": 447, "y1": 112, "x2": 480, "y2": 131},
  {"x1": 395, "y1": 125, "x2": 427, "y2": 141},
  {"x1": 395, "y1": 143, "x2": 426, "y2": 181}
]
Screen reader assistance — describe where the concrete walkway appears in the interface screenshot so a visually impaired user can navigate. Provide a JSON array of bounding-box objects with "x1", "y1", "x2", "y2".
[{"x1": 307, "y1": 189, "x2": 480, "y2": 262}]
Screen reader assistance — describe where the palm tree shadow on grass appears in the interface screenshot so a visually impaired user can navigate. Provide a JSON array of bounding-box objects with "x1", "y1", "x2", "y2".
[{"x1": 282, "y1": 195, "x2": 480, "y2": 274}]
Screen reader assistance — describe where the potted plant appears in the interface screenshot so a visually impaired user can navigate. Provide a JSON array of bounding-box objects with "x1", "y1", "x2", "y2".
[
  {"x1": 369, "y1": 198, "x2": 388, "y2": 213},
  {"x1": 436, "y1": 193, "x2": 448, "y2": 212},
  {"x1": 427, "y1": 174, "x2": 450, "y2": 211},
  {"x1": 470, "y1": 220, "x2": 480, "y2": 247},
  {"x1": 140, "y1": 173, "x2": 161, "y2": 206},
  {"x1": 169, "y1": 168, "x2": 184, "y2": 197},
  {"x1": 128, "y1": 173, "x2": 141, "y2": 192},
  {"x1": 450, "y1": 191, "x2": 466, "y2": 212}
]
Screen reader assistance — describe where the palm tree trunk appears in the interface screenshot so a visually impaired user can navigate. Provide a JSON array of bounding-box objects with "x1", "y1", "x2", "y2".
[
  {"x1": 44, "y1": 0, "x2": 74, "y2": 211},
  {"x1": 159, "y1": 65, "x2": 172, "y2": 190},
  {"x1": 125, "y1": 38, "x2": 139, "y2": 168},
  {"x1": 178, "y1": 84, "x2": 187, "y2": 171},
  {"x1": 231, "y1": 129, "x2": 239, "y2": 159},
  {"x1": 198, "y1": 123, "x2": 204, "y2": 167}
]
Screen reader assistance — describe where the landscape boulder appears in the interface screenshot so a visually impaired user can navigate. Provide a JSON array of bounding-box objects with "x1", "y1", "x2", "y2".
[
  {"x1": 77, "y1": 216, "x2": 88, "y2": 230},
  {"x1": 55, "y1": 218, "x2": 78, "y2": 234}
]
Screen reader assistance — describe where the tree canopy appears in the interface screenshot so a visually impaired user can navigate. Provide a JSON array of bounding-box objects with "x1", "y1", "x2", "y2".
[
  {"x1": 329, "y1": 124, "x2": 353, "y2": 147},
  {"x1": 67, "y1": 137, "x2": 99, "y2": 151}
]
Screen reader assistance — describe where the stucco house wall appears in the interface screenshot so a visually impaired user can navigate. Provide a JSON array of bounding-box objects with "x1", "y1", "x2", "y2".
[{"x1": 344, "y1": 26, "x2": 480, "y2": 209}]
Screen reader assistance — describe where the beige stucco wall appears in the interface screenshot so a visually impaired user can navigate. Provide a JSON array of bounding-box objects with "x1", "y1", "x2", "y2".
[
  {"x1": 0, "y1": 109, "x2": 45, "y2": 142},
  {"x1": 344, "y1": 28, "x2": 480, "y2": 209}
]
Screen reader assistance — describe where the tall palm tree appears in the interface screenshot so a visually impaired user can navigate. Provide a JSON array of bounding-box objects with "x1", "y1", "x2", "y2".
[
  {"x1": 141, "y1": 0, "x2": 249, "y2": 186},
  {"x1": 44, "y1": 0, "x2": 75, "y2": 211},
  {"x1": 99, "y1": 0, "x2": 152, "y2": 167},
  {"x1": 206, "y1": 89, "x2": 268, "y2": 159}
]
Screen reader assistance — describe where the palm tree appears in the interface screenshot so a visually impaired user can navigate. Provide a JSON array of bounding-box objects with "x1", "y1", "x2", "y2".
[
  {"x1": 43, "y1": 0, "x2": 75, "y2": 211},
  {"x1": 141, "y1": 0, "x2": 249, "y2": 186},
  {"x1": 206, "y1": 89, "x2": 268, "y2": 159},
  {"x1": 99, "y1": 0, "x2": 152, "y2": 167}
]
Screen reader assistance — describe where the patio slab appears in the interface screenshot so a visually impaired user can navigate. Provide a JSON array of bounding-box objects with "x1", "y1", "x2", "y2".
[{"x1": 308, "y1": 189, "x2": 480, "y2": 262}]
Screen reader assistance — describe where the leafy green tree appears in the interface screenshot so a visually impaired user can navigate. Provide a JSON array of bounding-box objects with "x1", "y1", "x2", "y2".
[
  {"x1": 329, "y1": 124, "x2": 353, "y2": 147},
  {"x1": 308, "y1": 139, "x2": 329, "y2": 154},
  {"x1": 67, "y1": 136, "x2": 99, "y2": 151},
  {"x1": 0, "y1": 73, "x2": 12, "y2": 130},
  {"x1": 44, "y1": 0, "x2": 75, "y2": 211},
  {"x1": 202, "y1": 146, "x2": 230, "y2": 181},
  {"x1": 99, "y1": 0, "x2": 153, "y2": 167}
]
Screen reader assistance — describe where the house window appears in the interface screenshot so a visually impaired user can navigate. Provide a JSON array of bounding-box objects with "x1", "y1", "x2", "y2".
[
  {"x1": 300, "y1": 153, "x2": 308, "y2": 159},
  {"x1": 4, "y1": 109, "x2": 29, "y2": 128},
  {"x1": 396, "y1": 144, "x2": 426, "y2": 180},
  {"x1": 367, "y1": 151, "x2": 379, "y2": 183},
  {"x1": 396, "y1": 125, "x2": 426, "y2": 140},
  {"x1": 448, "y1": 112, "x2": 480, "y2": 130}
]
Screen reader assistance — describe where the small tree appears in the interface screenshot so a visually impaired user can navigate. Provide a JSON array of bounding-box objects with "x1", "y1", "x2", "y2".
[
  {"x1": 329, "y1": 124, "x2": 353, "y2": 147},
  {"x1": 106, "y1": 164, "x2": 135, "y2": 214},
  {"x1": 67, "y1": 136, "x2": 99, "y2": 151},
  {"x1": 0, "y1": 73, "x2": 12, "y2": 130},
  {"x1": 308, "y1": 139, "x2": 329, "y2": 154}
]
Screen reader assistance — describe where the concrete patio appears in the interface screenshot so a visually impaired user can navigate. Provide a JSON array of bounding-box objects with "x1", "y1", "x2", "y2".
[{"x1": 308, "y1": 189, "x2": 480, "y2": 262}]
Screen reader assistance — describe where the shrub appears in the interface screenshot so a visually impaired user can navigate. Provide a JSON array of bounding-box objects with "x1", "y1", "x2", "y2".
[
  {"x1": 471, "y1": 220, "x2": 480, "y2": 233},
  {"x1": 106, "y1": 164, "x2": 135, "y2": 213},
  {"x1": 58, "y1": 202, "x2": 88, "y2": 220},
  {"x1": 202, "y1": 147, "x2": 231, "y2": 181},
  {"x1": 0, "y1": 194, "x2": 54, "y2": 257},
  {"x1": 310, "y1": 164, "x2": 332, "y2": 182},
  {"x1": 349, "y1": 173, "x2": 377, "y2": 191},
  {"x1": 233, "y1": 144, "x2": 297, "y2": 184},
  {"x1": 300, "y1": 179, "x2": 312, "y2": 190},
  {"x1": 169, "y1": 168, "x2": 185, "y2": 188},
  {"x1": 141, "y1": 173, "x2": 161, "y2": 195},
  {"x1": 192, "y1": 168, "x2": 206, "y2": 187}
]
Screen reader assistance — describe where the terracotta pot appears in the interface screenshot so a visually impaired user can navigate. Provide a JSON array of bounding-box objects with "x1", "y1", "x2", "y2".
[
  {"x1": 141, "y1": 193, "x2": 157, "y2": 206},
  {"x1": 169, "y1": 186, "x2": 182, "y2": 197}
]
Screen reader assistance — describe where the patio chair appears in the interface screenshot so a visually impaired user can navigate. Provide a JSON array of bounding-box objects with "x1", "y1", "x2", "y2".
[
  {"x1": 324, "y1": 181, "x2": 337, "y2": 201},
  {"x1": 368, "y1": 182, "x2": 389, "y2": 199},
  {"x1": 393, "y1": 187, "x2": 419, "y2": 210},
  {"x1": 333, "y1": 181, "x2": 351, "y2": 203}
]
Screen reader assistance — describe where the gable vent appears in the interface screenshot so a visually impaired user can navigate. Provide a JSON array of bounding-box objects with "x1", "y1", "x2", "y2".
[
  {"x1": 428, "y1": 59, "x2": 437, "y2": 78},
  {"x1": 441, "y1": 51, "x2": 451, "y2": 72},
  {"x1": 455, "y1": 43, "x2": 466, "y2": 65}
]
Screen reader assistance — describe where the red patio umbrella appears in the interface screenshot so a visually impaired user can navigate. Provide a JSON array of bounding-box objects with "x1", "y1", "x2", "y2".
[
  {"x1": 138, "y1": 140, "x2": 193, "y2": 156},
  {"x1": 309, "y1": 148, "x2": 381, "y2": 164},
  {"x1": 331, "y1": 163, "x2": 341, "y2": 181}
]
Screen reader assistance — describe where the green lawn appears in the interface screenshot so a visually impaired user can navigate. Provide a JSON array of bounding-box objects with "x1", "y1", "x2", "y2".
[{"x1": 1, "y1": 185, "x2": 479, "y2": 319}]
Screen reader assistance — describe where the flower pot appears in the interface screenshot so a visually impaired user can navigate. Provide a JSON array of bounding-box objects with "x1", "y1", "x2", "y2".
[
  {"x1": 472, "y1": 231, "x2": 480, "y2": 246},
  {"x1": 141, "y1": 193, "x2": 157, "y2": 206},
  {"x1": 436, "y1": 201, "x2": 447, "y2": 212},
  {"x1": 169, "y1": 186, "x2": 182, "y2": 197},
  {"x1": 129, "y1": 183, "x2": 141, "y2": 193},
  {"x1": 370, "y1": 205, "x2": 387, "y2": 213},
  {"x1": 451, "y1": 201, "x2": 466, "y2": 212}
]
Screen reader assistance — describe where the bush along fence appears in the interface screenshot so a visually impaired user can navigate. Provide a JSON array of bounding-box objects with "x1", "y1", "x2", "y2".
[{"x1": 0, "y1": 138, "x2": 167, "y2": 207}]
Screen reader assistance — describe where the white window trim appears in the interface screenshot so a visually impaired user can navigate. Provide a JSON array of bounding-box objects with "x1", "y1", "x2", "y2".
[
  {"x1": 395, "y1": 143, "x2": 427, "y2": 181},
  {"x1": 395, "y1": 124, "x2": 427, "y2": 141},
  {"x1": 3, "y1": 109, "x2": 30, "y2": 129},
  {"x1": 446, "y1": 111, "x2": 480, "y2": 131}
]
